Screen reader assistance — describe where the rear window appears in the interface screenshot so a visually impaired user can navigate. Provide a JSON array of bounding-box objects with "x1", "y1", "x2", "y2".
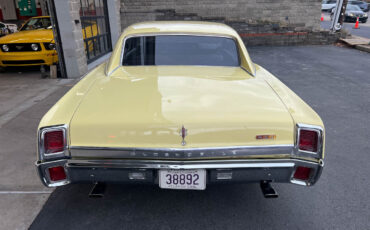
[
  {"x1": 122, "y1": 35, "x2": 240, "y2": 67},
  {"x1": 346, "y1": 4, "x2": 361, "y2": 10}
]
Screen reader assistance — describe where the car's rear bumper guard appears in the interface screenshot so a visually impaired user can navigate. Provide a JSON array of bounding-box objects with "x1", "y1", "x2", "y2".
[{"x1": 36, "y1": 158, "x2": 324, "y2": 188}]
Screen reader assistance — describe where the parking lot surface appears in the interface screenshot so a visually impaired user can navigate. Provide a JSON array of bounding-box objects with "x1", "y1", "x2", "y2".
[
  {"x1": 27, "y1": 45, "x2": 370, "y2": 230},
  {"x1": 0, "y1": 68, "x2": 73, "y2": 230}
]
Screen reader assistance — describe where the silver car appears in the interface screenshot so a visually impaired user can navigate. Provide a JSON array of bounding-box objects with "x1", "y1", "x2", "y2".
[
  {"x1": 0, "y1": 22, "x2": 18, "y2": 37},
  {"x1": 322, "y1": 0, "x2": 337, "y2": 12}
]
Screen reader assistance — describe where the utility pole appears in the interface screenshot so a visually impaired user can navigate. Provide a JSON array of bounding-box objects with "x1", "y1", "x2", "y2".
[
  {"x1": 338, "y1": 0, "x2": 348, "y2": 25},
  {"x1": 330, "y1": 0, "x2": 348, "y2": 31}
]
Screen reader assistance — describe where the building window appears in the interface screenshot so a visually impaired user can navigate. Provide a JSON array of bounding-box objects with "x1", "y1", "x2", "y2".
[{"x1": 80, "y1": 0, "x2": 112, "y2": 63}]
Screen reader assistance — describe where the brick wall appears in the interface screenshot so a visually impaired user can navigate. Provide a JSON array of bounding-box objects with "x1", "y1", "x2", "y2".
[{"x1": 120, "y1": 0, "x2": 339, "y2": 46}]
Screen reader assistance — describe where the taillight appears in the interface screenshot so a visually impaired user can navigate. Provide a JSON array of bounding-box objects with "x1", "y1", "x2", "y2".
[
  {"x1": 293, "y1": 166, "x2": 312, "y2": 181},
  {"x1": 299, "y1": 130, "x2": 318, "y2": 152},
  {"x1": 48, "y1": 166, "x2": 66, "y2": 181},
  {"x1": 44, "y1": 130, "x2": 64, "y2": 154}
]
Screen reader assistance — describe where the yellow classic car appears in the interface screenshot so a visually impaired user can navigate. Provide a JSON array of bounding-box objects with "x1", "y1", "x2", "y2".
[
  {"x1": 35, "y1": 21, "x2": 325, "y2": 198},
  {"x1": 0, "y1": 16, "x2": 57, "y2": 68}
]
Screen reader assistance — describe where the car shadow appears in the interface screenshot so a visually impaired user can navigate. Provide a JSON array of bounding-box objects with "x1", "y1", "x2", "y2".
[{"x1": 29, "y1": 183, "x2": 298, "y2": 230}]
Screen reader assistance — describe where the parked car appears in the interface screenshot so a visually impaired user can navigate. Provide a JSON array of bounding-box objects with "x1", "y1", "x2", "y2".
[
  {"x1": 35, "y1": 22, "x2": 325, "y2": 197},
  {"x1": 348, "y1": 0, "x2": 369, "y2": 12},
  {"x1": 322, "y1": 0, "x2": 337, "y2": 11},
  {"x1": 332, "y1": 4, "x2": 368, "y2": 22},
  {"x1": 0, "y1": 21, "x2": 18, "y2": 37},
  {"x1": 346, "y1": 4, "x2": 368, "y2": 22},
  {"x1": 0, "y1": 16, "x2": 57, "y2": 69},
  {"x1": 330, "y1": 4, "x2": 368, "y2": 23}
]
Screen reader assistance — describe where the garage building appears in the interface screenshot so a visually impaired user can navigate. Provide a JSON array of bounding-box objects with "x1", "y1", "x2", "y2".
[{"x1": 1, "y1": 0, "x2": 337, "y2": 79}]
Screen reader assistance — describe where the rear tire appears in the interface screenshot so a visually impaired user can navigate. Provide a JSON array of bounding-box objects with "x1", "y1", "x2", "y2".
[{"x1": 0, "y1": 66, "x2": 6, "y2": 73}]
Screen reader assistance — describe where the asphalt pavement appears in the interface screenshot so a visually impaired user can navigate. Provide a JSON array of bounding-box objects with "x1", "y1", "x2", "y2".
[
  {"x1": 0, "y1": 67, "x2": 73, "y2": 230},
  {"x1": 28, "y1": 45, "x2": 370, "y2": 230}
]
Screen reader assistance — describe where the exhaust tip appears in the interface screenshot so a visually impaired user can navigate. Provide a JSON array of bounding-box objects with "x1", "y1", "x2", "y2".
[
  {"x1": 260, "y1": 181, "x2": 278, "y2": 198},
  {"x1": 89, "y1": 182, "x2": 106, "y2": 198}
]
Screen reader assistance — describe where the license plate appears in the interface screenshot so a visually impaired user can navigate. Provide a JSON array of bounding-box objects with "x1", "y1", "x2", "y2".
[{"x1": 159, "y1": 169, "x2": 206, "y2": 190}]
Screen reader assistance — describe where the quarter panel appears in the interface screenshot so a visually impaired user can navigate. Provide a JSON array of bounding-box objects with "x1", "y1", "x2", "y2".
[
  {"x1": 255, "y1": 65, "x2": 325, "y2": 158},
  {"x1": 38, "y1": 63, "x2": 106, "y2": 130}
]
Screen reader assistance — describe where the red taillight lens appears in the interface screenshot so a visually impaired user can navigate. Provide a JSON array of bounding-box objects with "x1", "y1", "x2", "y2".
[
  {"x1": 299, "y1": 130, "x2": 318, "y2": 152},
  {"x1": 293, "y1": 166, "x2": 312, "y2": 181},
  {"x1": 44, "y1": 130, "x2": 64, "y2": 154},
  {"x1": 48, "y1": 166, "x2": 66, "y2": 181}
]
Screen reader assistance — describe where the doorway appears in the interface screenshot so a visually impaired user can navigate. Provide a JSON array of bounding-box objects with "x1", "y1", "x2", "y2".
[
  {"x1": 39, "y1": 0, "x2": 49, "y2": 16},
  {"x1": 0, "y1": 0, "x2": 17, "y2": 20}
]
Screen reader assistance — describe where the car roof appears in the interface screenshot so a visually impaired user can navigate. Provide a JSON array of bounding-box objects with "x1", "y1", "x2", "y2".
[
  {"x1": 123, "y1": 21, "x2": 239, "y2": 38},
  {"x1": 107, "y1": 20, "x2": 256, "y2": 77}
]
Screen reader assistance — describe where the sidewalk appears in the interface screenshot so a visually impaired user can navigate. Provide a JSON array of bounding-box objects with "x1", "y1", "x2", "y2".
[
  {"x1": 340, "y1": 35, "x2": 370, "y2": 53},
  {"x1": 0, "y1": 71, "x2": 74, "y2": 230}
]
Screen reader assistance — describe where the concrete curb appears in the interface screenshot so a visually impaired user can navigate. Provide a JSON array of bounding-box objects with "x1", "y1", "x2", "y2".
[
  {"x1": 339, "y1": 35, "x2": 370, "y2": 53},
  {"x1": 355, "y1": 44, "x2": 370, "y2": 53}
]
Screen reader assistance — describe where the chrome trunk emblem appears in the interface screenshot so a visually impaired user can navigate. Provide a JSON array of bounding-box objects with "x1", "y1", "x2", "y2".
[{"x1": 180, "y1": 125, "x2": 187, "y2": 146}]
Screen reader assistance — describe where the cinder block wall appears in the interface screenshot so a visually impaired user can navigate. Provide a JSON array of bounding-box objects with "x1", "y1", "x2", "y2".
[
  {"x1": 120, "y1": 0, "x2": 338, "y2": 46},
  {"x1": 69, "y1": 0, "x2": 88, "y2": 76}
]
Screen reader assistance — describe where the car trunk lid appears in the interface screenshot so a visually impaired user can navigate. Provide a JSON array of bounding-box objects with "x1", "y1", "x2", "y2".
[{"x1": 69, "y1": 66, "x2": 294, "y2": 155}]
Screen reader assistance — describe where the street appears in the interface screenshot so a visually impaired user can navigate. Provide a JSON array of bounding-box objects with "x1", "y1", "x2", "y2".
[
  {"x1": 321, "y1": 12, "x2": 370, "y2": 38},
  {"x1": 28, "y1": 45, "x2": 370, "y2": 230}
]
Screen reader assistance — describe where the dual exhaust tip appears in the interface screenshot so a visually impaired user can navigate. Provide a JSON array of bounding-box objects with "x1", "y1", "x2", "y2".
[
  {"x1": 260, "y1": 181, "x2": 279, "y2": 198},
  {"x1": 87, "y1": 181, "x2": 279, "y2": 199}
]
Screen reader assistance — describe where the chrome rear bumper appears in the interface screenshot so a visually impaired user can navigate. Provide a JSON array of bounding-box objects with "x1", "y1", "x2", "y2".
[{"x1": 36, "y1": 158, "x2": 324, "y2": 188}]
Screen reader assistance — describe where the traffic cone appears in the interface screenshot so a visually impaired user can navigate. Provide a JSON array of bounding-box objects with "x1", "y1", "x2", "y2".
[
  {"x1": 321, "y1": 13, "x2": 324, "y2": 22},
  {"x1": 354, "y1": 17, "x2": 360, "y2": 29}
]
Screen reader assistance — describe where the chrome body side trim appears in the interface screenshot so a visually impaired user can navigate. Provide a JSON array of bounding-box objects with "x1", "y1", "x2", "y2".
[
  {"x1": 66, "y1": 158, "x2": 297, "y2": 169},
  {"x1": 241, "y1": 66, "x2": 255, "y2": 77},
  {"x1": 106, "y1": 65, "x2": 120, "y2": 76},
  {"x1": 69, "y1": 144, "x2": 294, "y2": 159}
]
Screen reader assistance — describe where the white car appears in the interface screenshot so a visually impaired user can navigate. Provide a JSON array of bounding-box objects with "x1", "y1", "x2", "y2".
[
  {"x1": 322, "y1": 0, "x2": 337, "y2": 11},
  {"x1": 0, "y1": 22, "x2": 18, "y2": 36}
]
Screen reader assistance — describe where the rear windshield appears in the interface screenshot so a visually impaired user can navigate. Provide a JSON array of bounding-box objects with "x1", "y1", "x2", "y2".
[
  {"x1": 346, "y1": 4, "x2": 362, "y2": 11},
  {"x1": 122, "y1": 35, "x2": 240, "y2": 67}
]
